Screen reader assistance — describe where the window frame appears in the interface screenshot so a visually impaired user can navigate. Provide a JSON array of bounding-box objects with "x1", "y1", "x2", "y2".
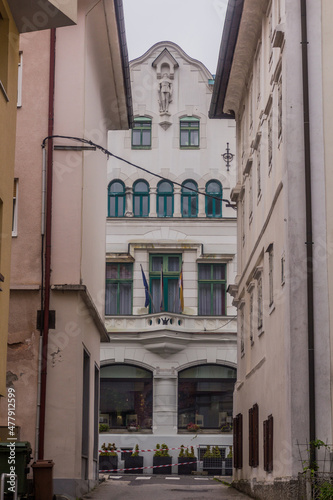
[
  {"x1": 198, "y1": 262, "x2": 227, "y2": 316},
  {"x1": 133, "y1": 179, "x2": 149, "y2": 217},
  {"x1": 0, "y1": 4, "x2": 9, "y2": 101},
  {"x1": 131, "y1": 117, "x2": 152, "y2": 149},
  {"x1": 205, "y1": 180, "x2": 223, "y2": 218},
  {"x1": 178, "y1": 364, "x2": 237, "y2": 431},
  {"x1": 249, "y1": 403, "x2": 259, "y2": 468},
  {"x1": 181, "y1": 180, "x2": 198, "y2": 218},
  {"x1": 179, "y1": 117, "x2": 200, "y2": 149},
  {"x1": 105, "y1": 262, "x2": 133, "y2": 316},
  {"x1": 149, "y1": 254, "x2": 182, "y2": 313},
  {"x1": 108, "y1": 180, "x2": 125, "y2": 217},
  {"x1": 233, "y1": 413, "x2": 243, "y2": 469},
  {"x1": 156, "y1": 180, "x2": 174, "y2": 218}
]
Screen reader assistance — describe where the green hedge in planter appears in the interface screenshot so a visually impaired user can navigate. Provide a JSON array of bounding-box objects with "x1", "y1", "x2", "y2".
[
  {"x1": 124, "y1": 444, "x2": 144, "y2": 474},
  {"x1": 153, "y1": 443, "x2": 172, "y2": 475},
  {"x1": 178, "y1": 445, "x2": 197, "y2": 475}
]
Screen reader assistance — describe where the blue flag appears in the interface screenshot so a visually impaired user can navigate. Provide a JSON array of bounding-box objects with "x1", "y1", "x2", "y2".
[{"x1": 140, "y1": 265, "x2": 150, "y2": 308}]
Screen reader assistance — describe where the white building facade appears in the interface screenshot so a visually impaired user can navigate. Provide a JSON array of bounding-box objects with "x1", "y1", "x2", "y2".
[
  {"x1": 210, "y1": 0, "x2": 332, "y2": 498},
  {"x1": 100, "y1": 41, "x2": 238, "y2": 472}
]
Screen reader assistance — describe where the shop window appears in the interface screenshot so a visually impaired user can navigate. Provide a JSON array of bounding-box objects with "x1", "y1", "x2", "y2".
[
  {"x1": 178, "y1": 364, "x2": 236, "y2": 431},
  {"x1": 100, "y1": 364, "x2": 153, "y2": 431}
]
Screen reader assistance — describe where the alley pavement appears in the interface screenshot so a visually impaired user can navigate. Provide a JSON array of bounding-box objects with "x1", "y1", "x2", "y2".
[{"x1": 82, "y1": 475, "x2": 253, "y2": 499}]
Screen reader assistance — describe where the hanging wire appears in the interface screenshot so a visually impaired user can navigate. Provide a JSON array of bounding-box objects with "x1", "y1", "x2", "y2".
[{"x1": 42, "y1": 135, "x2": 237, "y2": 209}]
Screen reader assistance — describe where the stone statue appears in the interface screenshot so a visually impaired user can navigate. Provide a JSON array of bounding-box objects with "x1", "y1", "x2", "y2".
[{"x1": 159, "y1": 73, "x2": 172, "y2": 113}]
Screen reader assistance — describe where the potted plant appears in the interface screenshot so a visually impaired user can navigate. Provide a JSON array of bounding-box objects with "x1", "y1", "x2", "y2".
[
  {"x1": 153, "y1": 443, "x2": 172, "y2": 475},
  {"x1": 127, "y1": 422, "x2": 141, "y2": 432},
  {"x1": 99, "y1": 423, "x2": 109, "y2": 433},
  {"x1": 224, "y1": 446, "x2": 233, "y2": 476},
  {"x1": 178, "y1": 445, "x2": 197, "y2": 475},
  {"x1": 187, "y1": 422, "x2": 200, "y2": 433},
  {"x1": 203, "y1": 445, "x2": 222, "y2": 475},
  {"x1": 124, "y1": 444, "x2": 144, "y2": 474},
  {"x1": 99, "y1": 442, "x2": 118, "y2": 472}
]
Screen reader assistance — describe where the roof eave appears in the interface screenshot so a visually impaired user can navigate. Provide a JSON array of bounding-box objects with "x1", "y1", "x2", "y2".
[{"x1": 209, "y1": 0, "x2": 245, "y2": 119}]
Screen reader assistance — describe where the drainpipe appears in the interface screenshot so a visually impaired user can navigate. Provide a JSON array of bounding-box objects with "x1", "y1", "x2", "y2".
[
  {"x1": 38, "y1": 27, "x2": 56, "y2": 461},
  {"x1": 300, "y1": 0, "x2": 316, "y2": 468}
]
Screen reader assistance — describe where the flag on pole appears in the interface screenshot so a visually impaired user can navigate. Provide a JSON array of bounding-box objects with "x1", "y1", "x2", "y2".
[
  {"x1": 140, "y1": 265, "x2": 150, "y2": 308},
  {"x1": 160, "y1": 265, "x2": 164, "y2": 311},
  {"x1": 179, "y1": 265, "x2": 184, "y2": 312}
]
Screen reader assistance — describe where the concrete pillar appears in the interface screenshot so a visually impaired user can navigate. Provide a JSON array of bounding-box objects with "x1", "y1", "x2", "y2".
[
  {"x1": 150, "y1": 186, "x2": 157, "y2": 217},
  {"x1": 198, "y1": 187, "x2": 206, "y2": 217},
  {"x1": 125, "y1": 186, "x2": 133, "y2": 216},
  {"x1": 153, "y1": 374, "x2": 177, "y2": 435},
  {"x1": 174, "y1": 186, "x2": 181, "y2": 217}
]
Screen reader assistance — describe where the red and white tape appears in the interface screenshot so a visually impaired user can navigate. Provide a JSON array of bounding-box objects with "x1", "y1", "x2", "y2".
[
  {"x1": 99, "y1": 460, "x2": 198, "y2": 473},
  {"x1": 99, "y1": 446, "x2": 192, "y2": 454}
]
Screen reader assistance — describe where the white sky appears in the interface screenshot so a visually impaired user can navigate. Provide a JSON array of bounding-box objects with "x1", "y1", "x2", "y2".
[{"x1": 122, "y1": 0, "x2": 228, "y2": 75}]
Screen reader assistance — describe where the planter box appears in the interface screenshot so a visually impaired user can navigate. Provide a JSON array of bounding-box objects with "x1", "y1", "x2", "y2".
[
  {"x1": 203, "y1": 457, "x2": 222, "y2": 476},
  {"x1": 178, "y1": 456, "x2": 197, "y2": 475},
  {"x1": 124, "y1": 455, "x2": 144, "y2": 474},
  {"x1": 99, "y1": 455, "x2": 118, "y2": 473},
  {"x1": 153, "y1": 456, "x2": 172, "y2": 475}
]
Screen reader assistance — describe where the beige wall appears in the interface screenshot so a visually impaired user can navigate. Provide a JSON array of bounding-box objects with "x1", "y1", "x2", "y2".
[{"x1": 0, "y1": 0, "x2": 19, "y2": 397}]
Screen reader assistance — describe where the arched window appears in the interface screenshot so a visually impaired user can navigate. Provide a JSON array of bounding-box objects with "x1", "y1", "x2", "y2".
[
  {"x1": 180, "y1": 117, "x2": 199, "y2": 148},
  {"x1": 157, "y1": 180, "x2": 173, "y2": 217},
  {"x1": 132, "y1": 117, "x2": 152, "y2": 149},
  {"x1": 100, "y1": 364, "x2": 153, "y2": 431},
  {"x1": 181, "y1": 180, "x2": 198, "y2": 217},
  {"x1": 133, "y1": 180, "x2": 149, "y2": 217},
  {"x1": 178, "y1": 364, "x2": 236, "y2": 431},
  {"x1": 206, "y1": 180, "x2": 222, "y2": 218},
  {"x1": 108, "y1": 180, "x2": 125, "y2": 217}
]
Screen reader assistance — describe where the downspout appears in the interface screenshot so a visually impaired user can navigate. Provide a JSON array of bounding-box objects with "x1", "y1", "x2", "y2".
[
  {"x1": 38, "y1": 27, "x2": 56, "y2": 460},
  {"x1": 300, "y1": 0, "x2": 316, "y2": 468}
]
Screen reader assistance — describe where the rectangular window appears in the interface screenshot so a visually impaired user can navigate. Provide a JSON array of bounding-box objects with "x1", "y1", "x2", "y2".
[
  {"x1": 0, "y1": 4, "x2": 9, "y2": 100},
  {"x1": 132, "y1": 118, "x2": 152, "y2": 149},
  {"x1": 257, "y1": 143, "x2": 261, "y2": 197},
  {"x1": 268, "y1": 110, "x2": 273, "y2": 169},
  {"x1": 264, "y1": 414, "x2": 273, "y2": 472},
  {"x1": 17, "y1": 52, "x2": 23, "y2": 107},
  {"x1": 149, "y1": 254, "x2": 181, "y2": 313},
  {"x1": 180, "y1": 118, "x2": 199, "y2": 148},
  {"x1": 268, "y1": 246, "x2": 274, "y2": 306},
  {"x1": 12, "y1": 179, "x2": 18, "y2": 236},
  {"x1": 82, "y1": 349, "x2": 90, "y2": 480},
  {"x1": 278, "y1": 77, "x2": 282, "y2": 140},
  {"x1": 105, "y1": 263, "x2": 132, "y2": 315},
  {"x1": 249, "y1": 403, "x2": 259, "y2": 467},
  {"x1": 198, "y1": 263, "x2": 226, "y2": 316},
  {"x1": 233, "y1": 413, "x2": 243, "y2": 469},
  {"x1": 257, "y1": 275, "x2": 263, "y2": 330},
  {"x1": 250, "y1": 292, "x2": 254, "y2": 344}
]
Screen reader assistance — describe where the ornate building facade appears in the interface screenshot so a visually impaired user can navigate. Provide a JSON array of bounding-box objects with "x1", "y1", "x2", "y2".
[{"x1": 100, "y1": 41, "x2": 237, "y2": 472}]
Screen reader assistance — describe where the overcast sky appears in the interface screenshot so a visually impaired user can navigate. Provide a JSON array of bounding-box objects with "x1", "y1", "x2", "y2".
[{"x1": 122, "y1": 0, "x2": 228, "y2": 75}]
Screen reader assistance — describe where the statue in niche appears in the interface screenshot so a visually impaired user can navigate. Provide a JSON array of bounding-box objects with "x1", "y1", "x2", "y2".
[{"x1": 158, "y1": 72, "x2": 173, "y2": 113}]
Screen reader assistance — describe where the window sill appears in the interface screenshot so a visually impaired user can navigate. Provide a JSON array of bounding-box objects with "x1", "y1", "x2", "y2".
[
  {"x1": 269, "y1": 303, "x2": 275, "y2": 315},
  {"x1": 258, "y1": 328, "x2": 264, "y2": 338},
  {"x1": 180, "y1": 147, "x2": 200, "y2": 150}
]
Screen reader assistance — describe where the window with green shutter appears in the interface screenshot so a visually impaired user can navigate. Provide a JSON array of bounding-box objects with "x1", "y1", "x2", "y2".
[
  {"x1": 180, "y1": 117, "x2": 199, "y2": 148},
  {"x1": 132, "y1": 117, "x2": 152, "y2": 149},
  {"x1": 105, "y1": 263, "x2": 132, "y2": 315},
  {"x1": 198, "y1": 263, "x2": 226, "y2": 315}
]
